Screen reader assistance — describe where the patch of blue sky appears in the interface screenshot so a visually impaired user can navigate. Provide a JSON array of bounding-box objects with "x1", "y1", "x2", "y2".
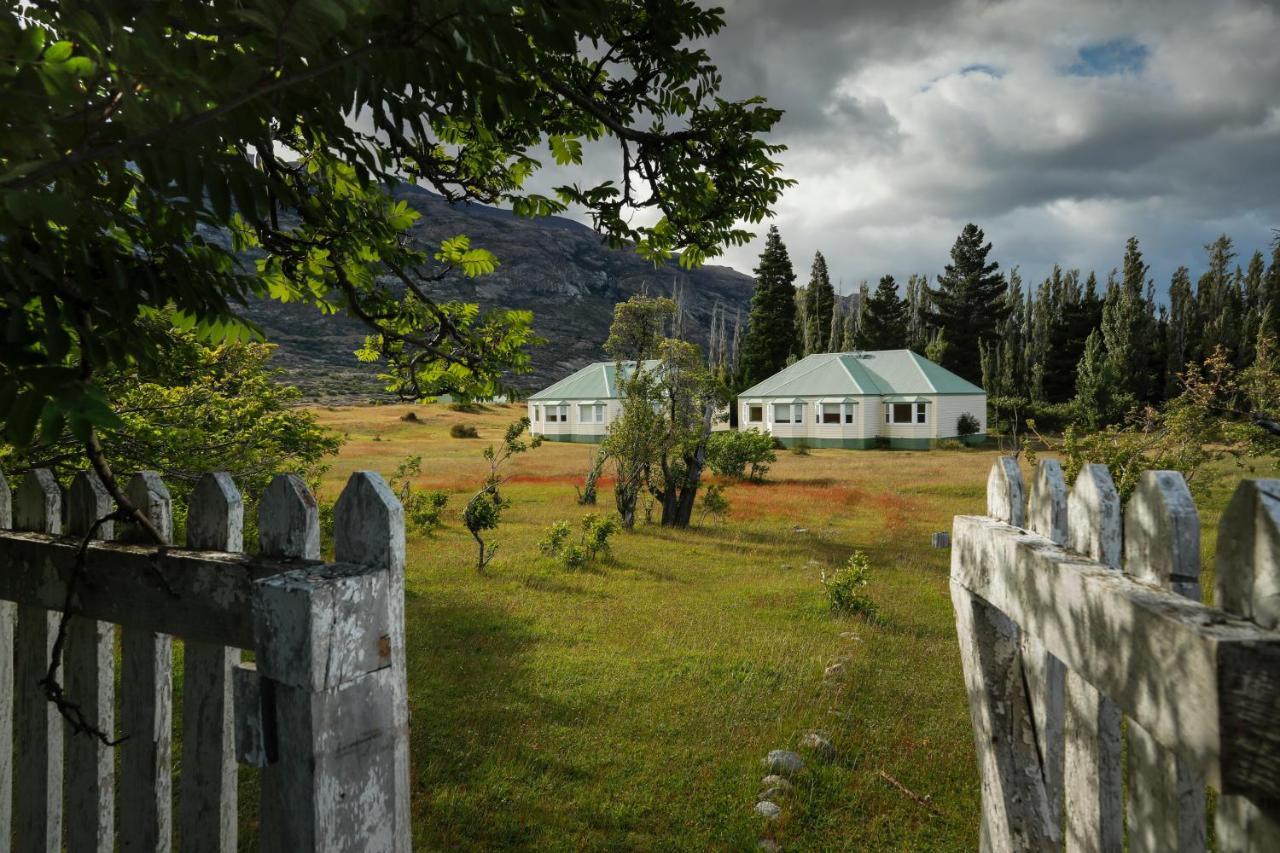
[{"x1": 1065, "y1": 37, "x2": 1148, "y2": 77}]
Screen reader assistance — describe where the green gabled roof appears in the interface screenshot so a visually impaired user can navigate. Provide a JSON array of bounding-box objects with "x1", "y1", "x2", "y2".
[
  {"x1": 738, "y1": 350, "x2": 984, "y2": 398},
  {"x1": 529, "y1": 360, "x2": 660, "y2": 401}
]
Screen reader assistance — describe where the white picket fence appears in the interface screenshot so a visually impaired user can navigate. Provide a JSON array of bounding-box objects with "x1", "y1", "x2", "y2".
[
  {"x1": 952, "y1": 457, "x2": 1280, "y2": 852},
  {"x1": 0, "y1": 468, "x2": 411, "y2": 852}
]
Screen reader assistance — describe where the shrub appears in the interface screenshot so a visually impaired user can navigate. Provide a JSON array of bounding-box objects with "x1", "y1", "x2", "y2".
[
  {"x1": 956, "y1": 412, "x2": 980, "y2": 436},
  {"x1": 936, "y1": 438, "x2": 966, "y2": 450},
  {"x1": 540, "y1": 514, "x2": 620, "y2": 569},
  {"x1": 538, "y1": 520, "x2": 572, "y2": 555},
  {"x1": 821, "y1": 551, "x2": 879, "y2": 618},
  {"x1": 790, "y1": 440, "x2": 810, "y2": 456},
  {"x1": 390, "y1": 455, "x2": 449, "y2": 536},
  {"x1": 698, "y1": 483, "x2": 730, "y2": 524},
  {"x1": 450, "y1": 423, "x2": 480, "y2": 438},
  {"x1": 705, "y1": 429, "x2": 777, "y2": 482}
]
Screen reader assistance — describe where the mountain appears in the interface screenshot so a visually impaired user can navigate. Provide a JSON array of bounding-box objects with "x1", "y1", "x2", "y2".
[{"x1": 237, "y1": 184, "x2": 756, "y2": 400}]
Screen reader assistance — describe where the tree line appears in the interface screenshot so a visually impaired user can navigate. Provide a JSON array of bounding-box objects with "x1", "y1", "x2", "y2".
[{"x1": 727, "y1": 223, "x2": 1280, "y2": 430}]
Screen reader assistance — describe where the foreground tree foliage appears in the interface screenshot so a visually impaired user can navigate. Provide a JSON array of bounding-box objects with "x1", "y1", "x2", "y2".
[
  {"x1": 0, "y1": 321, "x2": 341, "y2": 539},
  {"x1": 1, "y1": 1, "x2": 789, "y2": 459}
]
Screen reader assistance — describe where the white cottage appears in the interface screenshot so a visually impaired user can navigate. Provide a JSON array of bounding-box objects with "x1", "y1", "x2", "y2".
[
  {"x1": 737, "y1": 350, "x2": 986, "y2": 449},
  {"x1": 526, "y1": 360, "x2": 657, "y2": 443}
]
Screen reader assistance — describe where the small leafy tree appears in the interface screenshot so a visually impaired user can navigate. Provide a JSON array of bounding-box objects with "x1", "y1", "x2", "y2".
[
  {"x1": 705, "y1": 429, "x2": 776, "y2": 481},
  {"x1": 822, "y1": 551, "x2": 878, "y2": 618},
  {"x1": 462, "y1": 418, "x2": 540, "y2": 571},
  {"x1": 389, "y1": 455, "x2": 449, "y2": 537}
]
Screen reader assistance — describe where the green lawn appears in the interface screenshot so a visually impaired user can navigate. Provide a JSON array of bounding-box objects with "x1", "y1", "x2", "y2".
[{"x1": 302, "y1": 403, "x2": 1276, "y2": 851}]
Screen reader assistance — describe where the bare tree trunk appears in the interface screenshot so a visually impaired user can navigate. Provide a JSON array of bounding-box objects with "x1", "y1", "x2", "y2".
[{"x1": 576, "y1": 448, "x2": 608, "y2": 505}]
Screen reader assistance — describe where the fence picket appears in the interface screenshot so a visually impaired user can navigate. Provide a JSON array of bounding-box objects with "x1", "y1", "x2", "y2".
[
  {"x1": 181, "y1": 473, "x2": 243, "y2": 853},
  {"x1": 0, "y1": 470, "x2": 11, "y2": 844},
  {"x1": 1063, "y1": 464, "x2": 1123, "y2": 852},
  {"x1": 1123, "y1": 471, "x2": 1206, "y2": 852},
  {"x1": 332, "y1": 471, "x2": 411, "y2": 852},
  {"x1": 986, "y1": 456, "x2": 1026, "y2": 527},
  {"x1": 1023, "y1": 460, "x2": 1068, "y2": 831},
  {"x1": 120, "y1": 471, "x2": 174, "y2": 853},
  {"x1": 1214, "y1": 479, "x2": 1280, "y2": 850},
  {"x1": 256, "y1": 472, "x2": 322, "y2": 850},
  {"x1": 14, "y1": 469, "x2": 65, "y2": 852},
  {"x1": 66, "y1": 471, "x2": 117, "y2": 853}
]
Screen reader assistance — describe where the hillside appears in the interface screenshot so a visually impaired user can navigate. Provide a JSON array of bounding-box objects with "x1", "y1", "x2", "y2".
[{"x1": 237, "y1": 184, "x2": 756, "y2": 399}]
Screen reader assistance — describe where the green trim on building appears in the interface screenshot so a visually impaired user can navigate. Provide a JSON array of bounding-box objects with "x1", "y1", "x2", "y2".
[
  {"x1": 539, "y1": 433, "x2": 605, "y2": 444},
  {"x1": 887, "y1": 437, "x2": 935, "y2": 450},
  {"x1": 773, "y1": 436, "x2": 878, "y2": 449}
]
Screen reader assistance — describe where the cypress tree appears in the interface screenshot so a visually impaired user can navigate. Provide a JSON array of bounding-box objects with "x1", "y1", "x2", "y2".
[
  {"x1": 929, "y1": 223, "x2": 1009, "y2": 381},
  {"x1": 862, "y1": 275, "x2": 908, "y2": 350},
  {"x1": 904, "y1": 274, "x2": 931, "y2": 351},
  {"x1": 1263, "y1": 241, "x2": 1280, "y2": 342},
  {"x1": 1073, "y1": 329, "x2": 1130, "y2": 429},
  {"x1": 738, "y1": 225, "x2": 798, "y2": 388},
  {"x1": 1100, "y1": 237, "x2": 1156, "y2": 401},
  {"x1": 804, "y1": 252, "x2": 835, "y2": 353}
]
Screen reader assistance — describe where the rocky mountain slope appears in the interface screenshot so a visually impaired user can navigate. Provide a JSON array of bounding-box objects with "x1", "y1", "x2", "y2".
[{"x1": 237, "y1": 184, "x2": 756, "y2": 399}]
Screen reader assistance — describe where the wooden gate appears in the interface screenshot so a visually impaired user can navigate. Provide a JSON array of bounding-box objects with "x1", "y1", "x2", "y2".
[
  {"x1": 952, "y1": 458, "x2": 1280, "y2": 851},
  {"x1": 0, "y1": 467, "x2": 411, "y2": 852}
]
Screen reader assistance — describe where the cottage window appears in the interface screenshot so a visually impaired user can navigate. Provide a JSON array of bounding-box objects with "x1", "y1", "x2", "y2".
[
  {"x1": 533, "y1": 406, "x2": 541, "y2": 422},
  {"x1": 579, "y1": 403, "x2": 605, "y2": 423},
  {"x1": 774, "y1": 403, "x2": 802, "y2": 424},
  {"x1": 747, "y1": 404, "x2": 764, "y2": 423},
  {"x1": 844, "y1": 403, "x2": 855, "y2": 424},
  {"x1": 890, "y1": 403, "x2": 913, "y2": 424},
  {"x1": 546, "y1": 405, "x2": 568, "y2": 423},
  {"x1": 821, "y1": 403, "x2": 842, "y2": 424},
  {"x1": 915, "y1": 402, "x2": 927, "y2": 424}
]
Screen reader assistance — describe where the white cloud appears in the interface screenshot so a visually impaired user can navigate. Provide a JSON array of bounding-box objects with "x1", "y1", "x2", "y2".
[{"x1": 527, "y1": 0, "x2": 1280, "y2": 295}]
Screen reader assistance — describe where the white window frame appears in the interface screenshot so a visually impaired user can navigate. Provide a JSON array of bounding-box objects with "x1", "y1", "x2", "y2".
[
  {"x1": 745, "y1": 404, "x2": 764, "y2": 424},
  {"x1": 546, "y1": 404, "x2": 568, "y2": 423},
  {"x1": 880, "y1": 399, "x2": 921, "y2": 422},
  {"x1": 578, "y1": 403, "x2": 605, "y2": 424},
  {"x1": 820, "y1": 402, "x2": 843, "y2": 425},
  {"x1": 844, "y1": 402, "x2": 856, "y2": 424},
  {"x1": 773, "y1": 402, "x2": 802, "y2": 424},
  {"x1": 915, "y1": 402, "x2": 928, "y2": 424}
]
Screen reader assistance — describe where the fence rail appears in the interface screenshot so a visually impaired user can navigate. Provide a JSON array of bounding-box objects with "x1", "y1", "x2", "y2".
[
  {"x1": 953, "y1": 458, "x2": 1280, "y2": 852},
  {"x1": 0, "y1": 467, "x2": 411, "y2": 852}
]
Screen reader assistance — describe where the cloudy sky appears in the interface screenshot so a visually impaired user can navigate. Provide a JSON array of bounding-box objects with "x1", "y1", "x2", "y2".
[{"x1": 542, "y1": 0, "x2": 1280, "y2": 298}]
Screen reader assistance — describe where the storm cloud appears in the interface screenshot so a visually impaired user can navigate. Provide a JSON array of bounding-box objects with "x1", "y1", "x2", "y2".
[{"x1": 539, "y1": 0, "x2": 1280, "y2": 296}]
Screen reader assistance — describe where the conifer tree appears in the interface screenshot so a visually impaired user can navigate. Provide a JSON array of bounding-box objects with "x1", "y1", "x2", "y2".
[
  {"x1": 738, "y1": 225, "x2": 798, "y2": 388},
  {"x1": 1264, "y1": 241, "x2": 1280, "y2": 342},
  {"x1": 1101, "y1": 237, "x2": 1156, "y2": 401},
  {"x1": 1073, "y1": 329, "x2": 1131, "y2": 429},
  {"x1": 803, "y1": 252, "x2": 836, "y2": 353},
  {"x1": 1165, "y1": 266, "x2": 1195, "y2": 398},
  {"x1": 861, "y1": 275, "x2": 908, "y2": 350},
  {"x1": 1198, "y1": 235, "x2": 1240, "y2": 362},
  {"x1": 929, "y1": 223, "x2": 1009, "y2": 381}
]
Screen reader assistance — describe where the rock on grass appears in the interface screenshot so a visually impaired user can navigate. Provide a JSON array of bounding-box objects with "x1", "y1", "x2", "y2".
[
  {"x1": 799, "y1": 731, "x2": 836, "y2": 762},
  {"x1": 762, "y1": 749, "x2": 804, "y2": 775},
  {"x1": 755, "y1": 801, "x2": 781, "y2": 819}
]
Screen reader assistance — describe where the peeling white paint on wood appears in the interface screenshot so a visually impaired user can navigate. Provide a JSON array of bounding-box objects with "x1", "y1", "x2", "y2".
[
  {"x1": 182, "y1": 472, "x2": 243, "y2": 853},
  {"x1": 986, "y1": 456, "x2": 1025, "y2": 528},
  {"x1": 1214, "y1": 479, "x2": 1280, "y2": 848},
  {"x1": 14, "y1": 469, "x2": 64, "y2": 852},
  {"x1": 1125, "y1": 471, "x2": 1205, "y2": 853},
  {"x1": 120, "y1": 471, "x2": 173, "y2": 853},
  {"x1": 66, "y1": 471, "x2": 116, "y2": 853},
  {"x1": 232, "y1": 662, "x2": 273, "y2": 768},
  {"x1": 259, "y1": 473, "x2": 320, "y2": 560},
  {"x1": 333, "y1": 471, "x2": 410, "y2": 853}
]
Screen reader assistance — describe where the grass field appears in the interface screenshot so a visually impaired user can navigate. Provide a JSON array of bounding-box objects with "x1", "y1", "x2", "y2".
[{"x1": 303, "y1": 403, "x2": 1277, "y2": 851}]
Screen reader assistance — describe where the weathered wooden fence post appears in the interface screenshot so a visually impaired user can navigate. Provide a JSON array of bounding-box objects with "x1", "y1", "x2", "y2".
[
  {"x1": 250, "y1": 470, "x2": 409, "y2": 851},
  {"x1": 15, "y1": 468, "x2": 65, "y2": 852},
  {"x1": 66, "y1": 470, "x2": 117, "y2": 853},
  {"x1": 952, "y1": 457, "x2": 1057, "y2": 852},
  {"x1": 120, "y1": 470, "x2": 175, "y2": 852},
  {"x1": 1063, "y1": 463, "x2": 1123, "y2": 852},
  {"x1": 1023, "y1": 459, "x2": 1067, "y2": 832},
  {"x1": 1123, "y1": 471, "x2": 1207, "y2": 852},
  {"x1": 1214, "y1": 479, "x2": 1280, "y2": 851},
  {"x1": 0, "y1": 470, "x2": 12, "y2": 844},
  {"x1": 182, "y1": 472, "x2": 244, "y2": 853},
  {"x1": 252, "y1": 472, "x2": 322, "y2": 852}
]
